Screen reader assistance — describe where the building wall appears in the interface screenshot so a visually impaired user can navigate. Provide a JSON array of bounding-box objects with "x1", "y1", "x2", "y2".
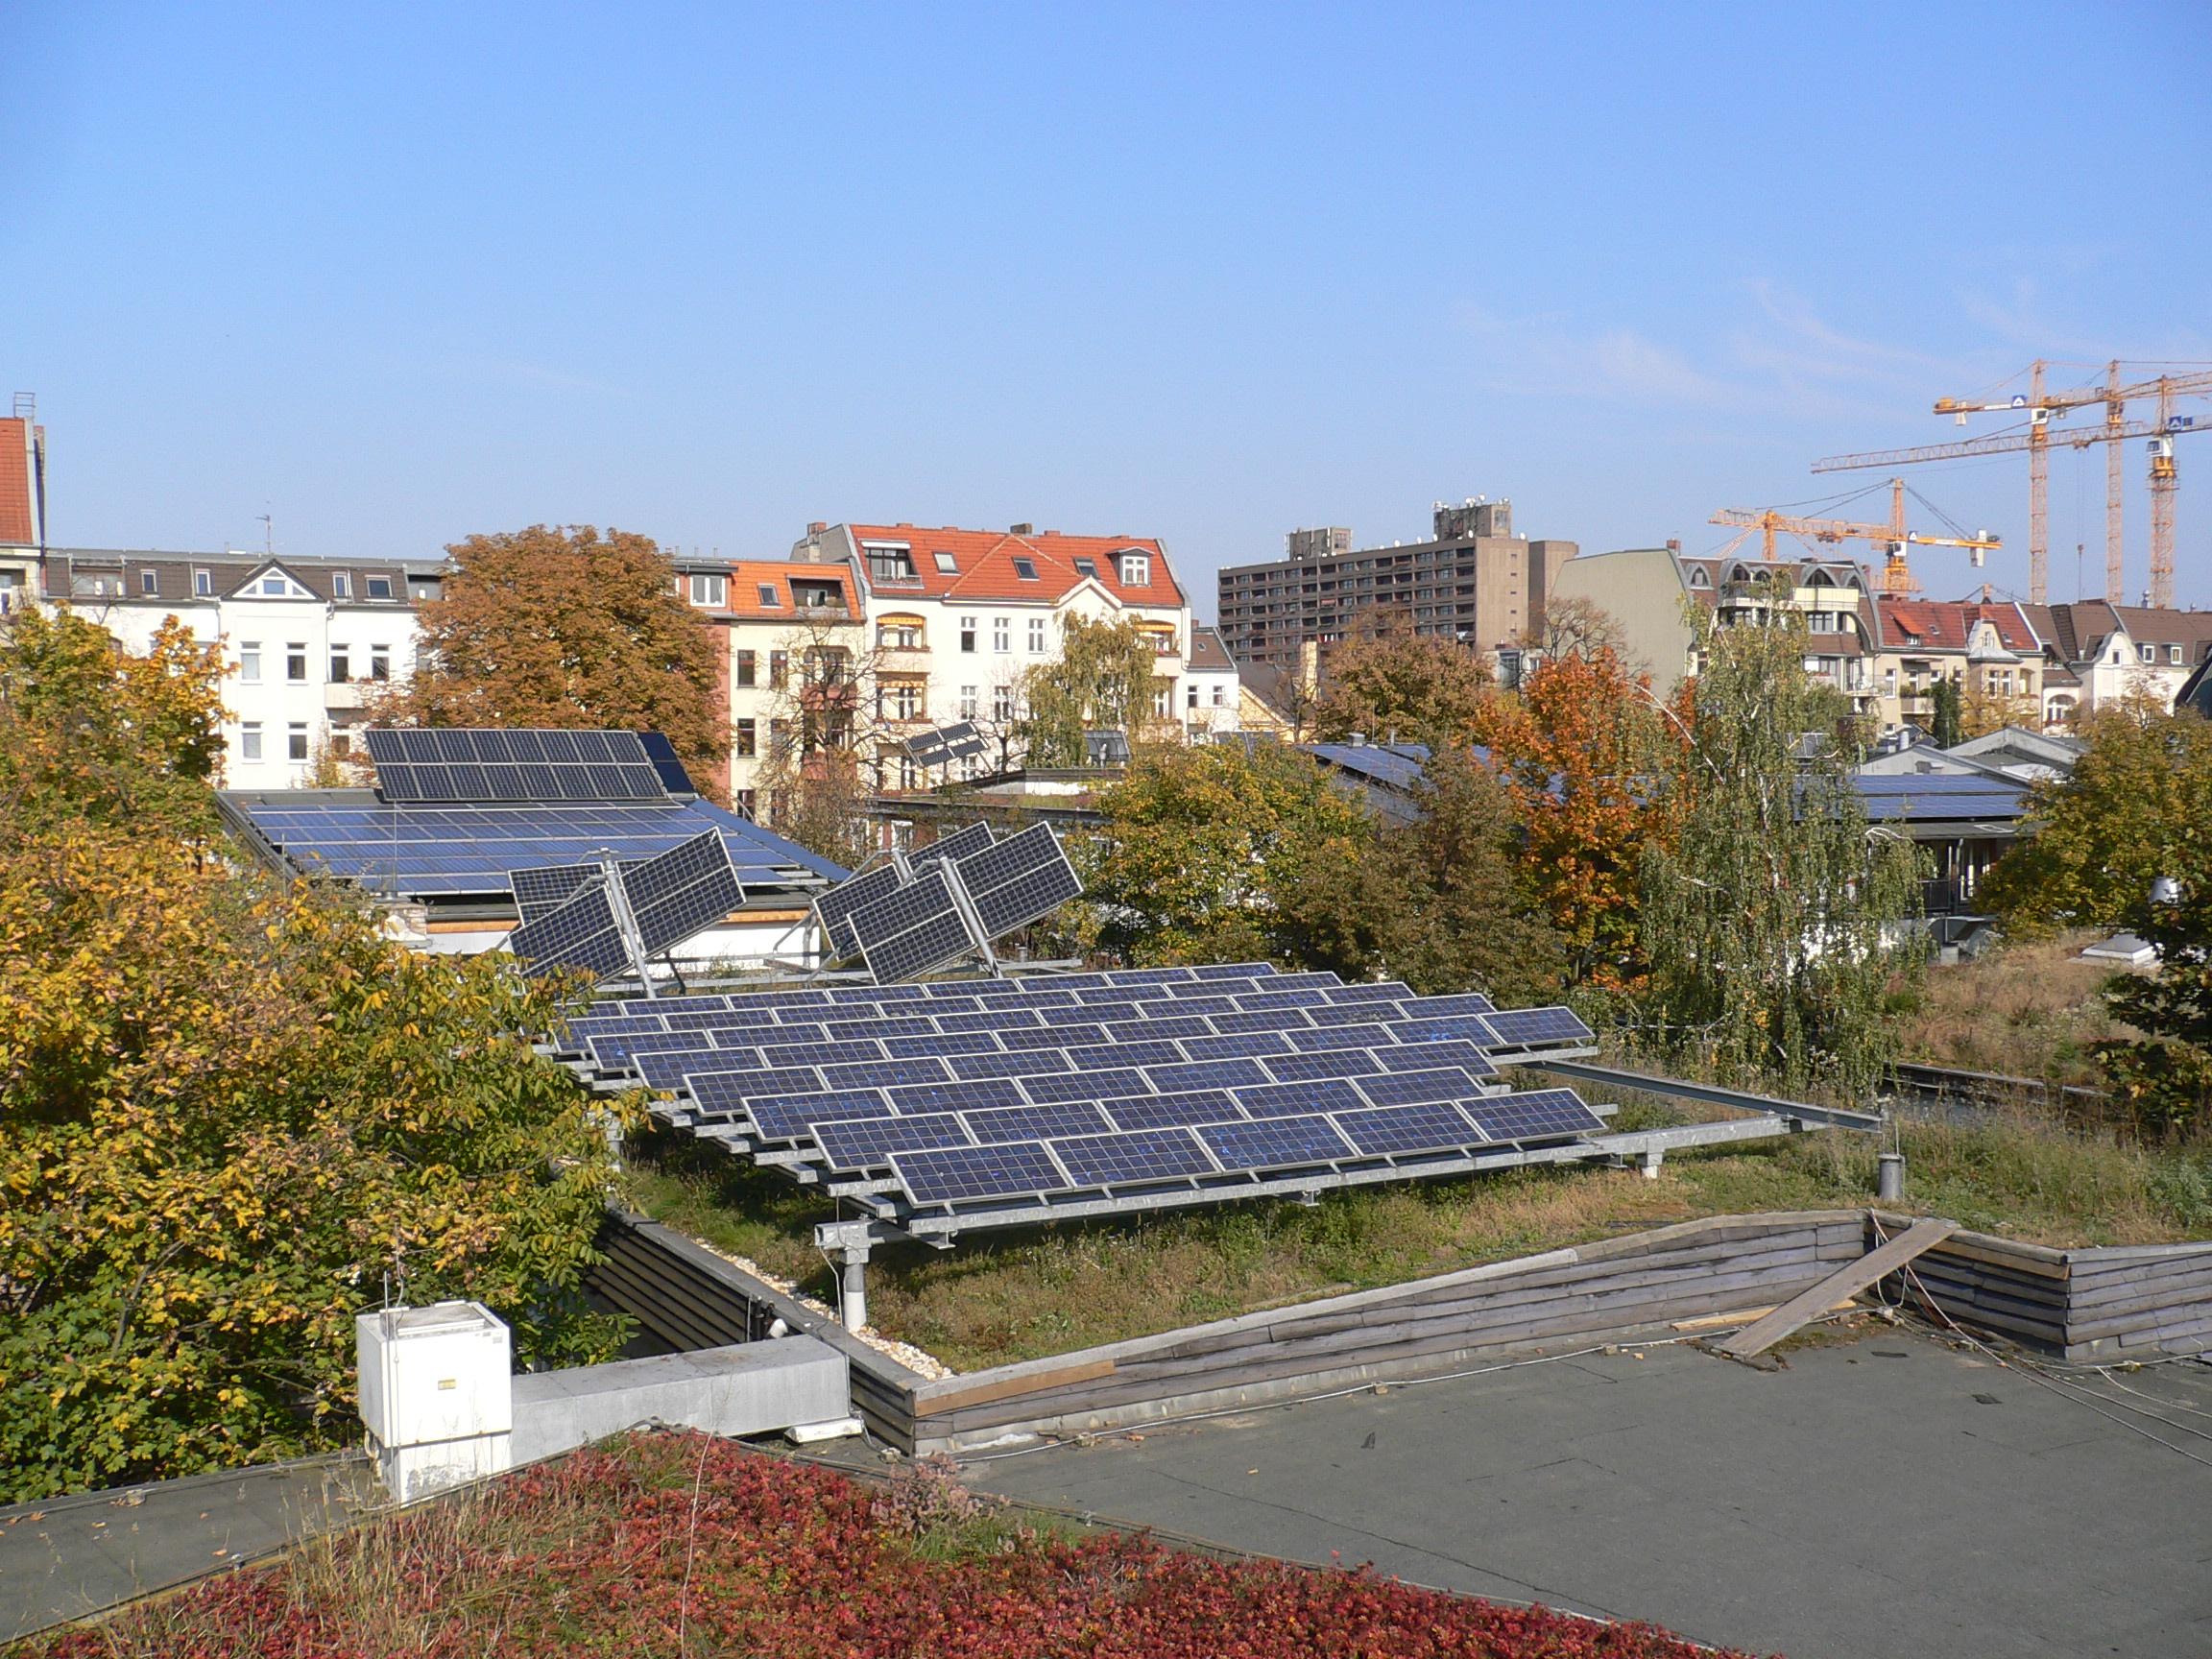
[{"x1": 1545, "y1": 548, "x2": 1697, "y2": 690}]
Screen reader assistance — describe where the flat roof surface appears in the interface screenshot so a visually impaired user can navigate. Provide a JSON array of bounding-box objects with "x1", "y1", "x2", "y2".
[{"x1": 968, "y1": 1330, "x2": 2212, "y2": 1659}]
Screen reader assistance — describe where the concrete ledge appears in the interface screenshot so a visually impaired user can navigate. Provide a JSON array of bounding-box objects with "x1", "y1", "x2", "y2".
[{"x1": 511, "y1": 1336, "x2": 848, "y2": 1464}]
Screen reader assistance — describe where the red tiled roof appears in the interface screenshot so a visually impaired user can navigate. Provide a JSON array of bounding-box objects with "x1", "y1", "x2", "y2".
[
  {"x1": 843, "y1": 524, "x2": 1184, "y2": 609},
  {"x1": 1875, "y1": 596, "x2": 2037, "y2": 654},
  {"x1": 717, "y1": 560, "x2": 858, "y2": 621},
  {"x1": 0, "y1": 419, "x2": 36, "y2": 546}
]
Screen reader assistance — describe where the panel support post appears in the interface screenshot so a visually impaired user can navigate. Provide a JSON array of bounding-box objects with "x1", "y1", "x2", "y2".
[
  {"x1": 837, "y1": 1243, "x2": 871, "y2": 1332},
  {"x1": 1640, "y1": 1146, "x2": 1666, "y2": 1180}
]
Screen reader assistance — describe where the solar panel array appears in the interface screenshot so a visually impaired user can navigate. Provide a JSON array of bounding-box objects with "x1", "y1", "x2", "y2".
[
  {"x1": 624, "y1": 830, "x2": 748, "y2": 958},
  {"x1": 557, "y1": 961, "x2": 1603, "y2": 1231},
  {"x1": 950, "y1": 824, "x2": 1082, "y2": 938},
  {"x1": 807, "y1": 822, "x2": 1079, "y2": 979},
  {"x1": 363, "y1": 729, "x2": 669, "y2": 803},
  {"x1": 850, "y1": 866, "x2": 976, "y2": 984},
  {"x1": 908, "y1": 822, "x2": 996, "y2": 870},
  {"x1": 903, "y1": 721, "x2": 989, "y2": 767},
  {"x1": 507, "y1": 881, "x2": 632, "y2": 980}
]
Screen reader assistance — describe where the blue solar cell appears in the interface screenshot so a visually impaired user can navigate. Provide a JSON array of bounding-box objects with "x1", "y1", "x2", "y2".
[
  {"x1": 1465, "y1": 1088, "x2": 1606, "y2": 1142},
  {"x1": 923, "y1": 979, "x2": 1000, "y2": 998},
  {"x1": 1295, "y1": 1004, "x2": 1400, "y2": 1029},
  {"x1": 823, "y1": 1016, "x2": 943, "y2": 1041},
  {"x1": 587, "y1": 1030, "x2": 700, "y2": 1067},
  {"x1": 893, "y1": 1142, "x2": 1065, "y2": 1205},
  {"x1": 1034, "y1": 971, "x2": 1115, "y2": 990},
  {"x1": 757, "y1": 1040, "x2": 887, "y2": 1069},
  {"x1": 1322, "y1": 980, "x2": 1412, "y2": 1003},
  {"x1": 908, "y1": 998, "x2": 983, "y2": 1021},
  {"x1": 1480, "y1": 1007, "x2": 1597, "y2": 1046},
  {"x1": 1405, "y1": 993, "x2": 1498, "y2": 1018},
  {"x1": 1066, "y1": 1040, "x2": 1185, "y2": 1070},
  {"x1": 678, "y1": 1067, "x2": 827, "y2": 1114},
  {"x1": 1266, "y1": 971, "x2": 1346, "y2": 989},
  {"x1": 745, "y1": 1090, "x2": 896, "y2": 1140},
  {"x1": 1137, "y1": 994, "x2": 1240, "y2": 1018},
  {"x1": 963, "y1": 1102, "x2": 1114, "y2": 1143},
  {"x1": 1353, "y1": 1068, "x2": 1484, "y2": 1107},
  {"x1": 1235, "y1": 986, "x2": 1333, "y2": 1008},
  {"x1": 1121, "y1": 1014, "x2": 1214, "y2": 1041},
  {"x1": 1211, "y1": 1008, "x2": 1313, "y2": 1034},
  {"x1": 1190, "y1": 961, "x2": 1276, "y2": 979},
  {"x1": 1020, "y1": 1067, "x2": 1149, "y2": 1104},
  {"x1": 1283, "y1": 1021, "x2": 1396, "y2": 1050},
  {"x1": 1333, "y1": 1103, "x2": 1484, "y2": 1157},
  {"x1": 1199, "y1": 1115, "x2": 1354, "y2": 1170},
  {"x1": 1162, "y1": 980, "x2": 1256, "y2": 1001},
  {"x1": 566, "y1": 1014, "x2": 667, "y2": 1042},
  {"x1": 1104, "y1": 967, "x2": 1197, "y2": 985},
  {"x1": 1074, "y1": 987, "x2": 1157, "y2": 1007},
  {"x1": 998, "y1": 1022, "x2": 1105, "y2": 1050},
  {"x1": 1084, "y1": 1001, "x2": 1158, "y2": 1024},
  {"x1": 881, "y1": 1032, "x2": 1002, "y2": 1059},
  {"x1": 1398, "y1": 1016, "x2": 1497, "y2": 1047},
  {"x1": 1144, "y1": 1057, "x2": 1270, "y2": 1093},
  {"x1": 637, "y1": 1047, "x2": 756, "y2": 1090},
  {"x1": 949, "y1": 1049, "x2": 1070, "y2": 1080},
  {"x1": 889, "y1": 1078, "x2": 1028, "y2": 1114},
  {"x1": 1051, "y1": 1128, "x2": 1217, "y2": 1187},
  {"x1": 1233, "y1": 1078, "x2": 1368, "y2": 1118},
  {"x1": 1179, "y1": 1031, "x2": 1292, "y2": 1061},
  {"x1": 1258, "y1": 1047, "x2": 1384, "y2": 1082},
  {"x1": 753, "y1": 1022, "x2": 828, "y2": 1047},
  {"x1": 821, "y1": 1059, "x2": 948, "y2": 1092},
  {"x1": 813, "y1": 1113, "x2": 973, "y2": 1172},
  {"x1": 1378, "y1": 1041, "x2": 1499, "y2": 1079},
  {"x1": 936, "y1": 1009, "x2": 1045, "y2": 1034},
  {"x1": 1100, "y1": 1090, "x2": 1244, "y2": 1130}
]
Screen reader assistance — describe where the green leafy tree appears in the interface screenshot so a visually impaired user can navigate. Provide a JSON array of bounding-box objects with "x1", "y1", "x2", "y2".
[
  {"x1": 1021, "y1": 616, "x2": 1164, "y2": 767},
  {"x1": 1311, "y1": 627, "x2": 1494, "y2": 750},
  {"x1": 1979, "y1": 700, "x2": 2212, "y2": 935},
  {"x1": 0, "y1": 620, "x2": 627, "y2": 1502},
  {"x1": 2096, "y1": 885, "x2": 2212, "y2": 1138},
  {"x1": 1084, "y1": 741, "x2": 1375, "y2": 965},
  {"x1": 1638, "y1": 613, "x2": 1924, "y2": 1094},
  {"x1": 374, "y1": 524, "x2": 728, "y2": 798},
  {"x1": 1927, "y1": 677, "x2": 1963, "y2": 747}
]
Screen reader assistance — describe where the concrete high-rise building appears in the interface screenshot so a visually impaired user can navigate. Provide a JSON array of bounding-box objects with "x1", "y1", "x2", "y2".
[{"x1": 1215, "y1": 498, "x2": 1576, "y2": 677}]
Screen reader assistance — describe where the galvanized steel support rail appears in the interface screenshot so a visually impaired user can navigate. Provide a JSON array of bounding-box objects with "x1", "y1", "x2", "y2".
[{"x1": 1530, "y1": 1059, "x2": 1886, "y2": 1133}]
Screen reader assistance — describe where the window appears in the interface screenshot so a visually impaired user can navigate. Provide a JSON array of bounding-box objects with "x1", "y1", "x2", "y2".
[
  {"x1": 689, "y1": 573, "x2": 727, "y2": 607},
  {"x1": 2140, "y1": 643, "x2": 2155, "y2": 664},
  {"x1": 2171, "y1": 644, "x2": 2184, "y2": 664},
  {"x1": 1119, "y1": 552, "x2": 1150, "y2": 587},
  {"x1": 286, "y1": 642, "x2": 307, "y2": 683},
  {"x1": 366, "y1": 575, "x2": 395, "y2": 600},
  {"x1": 770, "y1": 650, "x2": 788, "y2": 688},
  {"x1": 260, "y1": 575, "x2": 289, "y2": 596},
  {"x1": 993, "y1": 617, "x2": 1010, "y2": 652},
  {"x1": 734, "y1": 718, "x2": 757, "y2": 757},
  {"x1": 1027, "y1": 617, "x2": 1046, "y2": 652},
  {"x1": 993, "y1": 685, "x2": 1015, "y2": 723},
  {"x1": 878, "y1": 620, "x2": 924, "y2": 649},
  {"x1": 958, "y1": 685, "x2": 978, "y2": 718},
  {"x1": 1212, "y1": 685, "x2": 1226, "y2": 707},
  {"x1": 1011, "y1": 556, "x2": 1039, "y2": 582},
  {"x1": 1187, "y1": 684, "x2": 1199, "y2": 710},
  {"x1": 866, "y1": 545, "x2": 917, "y2": 584},
  {"x1": 735, "y1": 789, "x2": 757, "y2": 819},
  {"x1": 933, "y1": 550, "x2": 959, "y2": 574},
  {"x1": 959, "y1": 616, "x2": 977, "y2": 653},
  {"x1": 1152, "y1": 685, "x2": 1172, "y2": 718},
  {"x1": 1072, "y1": 557, "x2": 1098, "y2": 579},
  {"x1": 370, "y1": 645, "x2": 391, "y2": 682},
  {"x1": 735, "y1": 649, "x2": 757, "y2": 687},
  {"x1": 757, "y1": 583, "x2": 781, "y2": 608},
  {"x1": 240, "y1": 723, "x2": 263, "y2": 761},
  {"x1": 330, "y1": 732, "x2": 350, "y2": 758},
  {"x1": 287, "y1": 723, "x2": 309, "y2": 762},
  {"x1": 332, "y1": 573, "x2": 349, "y2": 598},
  {"x1": 881, "y1": 681, "x2": 923, "y2": 720},
  {"x1": 329, "y1": 645, "x2": 350, "y2": 683},
  {"x1": 239, "y1": 643, "x2": 262, "y2": 683},
  {"x1": 140, "y1": 569, "x2": 157, "y2": 595},
  {"x1": 193, "y1": 568, "x2": 213, "y2": 596}
]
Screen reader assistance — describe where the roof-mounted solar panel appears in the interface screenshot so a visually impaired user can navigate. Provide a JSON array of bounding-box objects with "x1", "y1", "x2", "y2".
[
  {"x1": 363, "y1": 728, "x2": 669, "y2": 803},
  {"x1": 850, "y1": 866, "x2": 979, "y2": 984},
  {"x1": 909, "y1": 822, "x2": 995, "y2": 869},
  {"x1": 950, "y1": 823, "x2": 1081, "y2": 940},
  {"x1": 505, "y1": 880, "x2": 632, "y2": 981}
]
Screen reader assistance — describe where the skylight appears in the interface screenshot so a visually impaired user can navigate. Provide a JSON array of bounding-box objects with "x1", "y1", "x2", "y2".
[{"x1": 1012, "y1": 556, "x2": 1040, "y2": 581}]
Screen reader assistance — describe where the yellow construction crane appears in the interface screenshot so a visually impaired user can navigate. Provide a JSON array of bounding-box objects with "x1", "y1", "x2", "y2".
[
  {"x1": 1709, "y1": 477, "x2": 2002, "y2": 595},
  {"x1": 1815, "y1": 361, "x2": 2212, "y2": 606}
]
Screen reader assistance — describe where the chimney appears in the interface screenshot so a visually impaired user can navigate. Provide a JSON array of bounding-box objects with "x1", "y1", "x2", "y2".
[
  {"x1": 1666, "y1": 539, "x2": 1682, "y2": 553},
  {"x1": 1010, "y1": 522, "x2": 1034, "y2": 536},
  {"x1": 807, "y1": 521, "x2": 827, "y2": 535}
]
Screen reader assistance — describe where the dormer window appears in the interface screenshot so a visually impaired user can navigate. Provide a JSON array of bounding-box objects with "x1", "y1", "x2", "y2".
[
  {"x1": 688, "y1": 573, "x2": 727, "y2": 607},
  {"x1": 1011, "y1": 556, "x2": 1039, "y2": 581},
  {"x1": 332, "y1": 572, "x2": 350, "y2": 598},
  {"x1": 2170, "y1": 644, "x2": 2183, "y2": 664},
  {"x1": 933, "y1": 550, "x2": 958, "y2": 574},
  {"x1": 193, "y1": 568, "x2": 213, "y2": 596},
  {"x1": 365, "y1": 575, "x2": 395, "y2": 601},
  {"x1": 1118, "y1": 551, "x2": 1150, "y2": 587},
  {"x1": 2140, "y1": 643, "x2": 2155, "y2": 664},
  {"x1": 1073, "y1": 557, "x2": 1098, "y2": 579},
  {"x1": 757, "y1": 584, "x2": 781, "y2": 608},
  {"x1": 259, "y1": 575, "x2": 288, "y2": 595},
  {"x1": 140, "y1": 569, "x2": 158, "y2": 595},
  {"x1": 865, "y1": 543, "x2": 917, "y2": 584}
]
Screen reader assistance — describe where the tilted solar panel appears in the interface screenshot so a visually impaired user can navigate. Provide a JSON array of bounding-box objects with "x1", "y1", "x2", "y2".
[
  {"x1": 743, "y1": 1089, "x2": 897, "y2": 1140},
  {"x1": 888, "y1": 1078, "x2": 1028, "y2": 1114},
  {"x1": 1178, "y1": 1031, "x2": 1291, "y2": 1060},
  {"x1": 1334, "y1": 1103, "x2": 1485, "y2": 1157},
  {"x1": 962, "y1": 1102, "x2": 1114, "y2": 1144},
  {"x1": 950, "y1": 823, "x2": 1081, "y2": 940},
  {"x1": 509, "y1": 862, "x2": 601, "y2": 926},
  {"x1": 813, "y1": 1113, "x2": 973, "y2": 1172},
  {"x1": 1145, "y1": 1057, "x2": 1270, "y2": 1093},
  {"x1": 852, "y1": 866, "x2": 979, "y2": 983},
  {"x1": 1020, "y1": 1068, "x2": 1150, "y2": 1104},
  {"x1": 1190, "y1": 960, "x2": 1277, "y2": 979},
  {"x1": 814, "y1": 863, "x2": 908, "y2": 958},
  {"x1": 1480, "y1": 1007, "x2": 1597, "y2": 1046},
  {"x1": 1233, "y1": 1078, "x2": 1368, "y2": 1119},
  {"x1": 1100, "y1": 1090, "x2": 1245, "y2": 1130},
  {"x1": 948, "y1": 1049, "x2": 1071, "y2": 1079},
  {"x1": 1200, "y1": 1115, "x2": 1354, "y2": 1170},
  {"x1": 909, "y1": 822, "x2": 995, "y2": 869},
  {"x1": 1258, "y1": 1047, "x2": 1384, "y2": 1082},
  {"x1": 1052, "y1": 1127, "x2": 1218, "y2": 1188},
  {"x1": 506, "y1": 882, "x2": 632, "y2": 980},
  {"x1": 893, "y1": 1142, "x2": 1064, "y2": 1206},
  {"x1": 623, "y1": 830, "x2": 746, "y2": 959},
  {"x1": 1377, "y1": 1040, "x2": 1500, "y2": 1078},
  {"x1": 1465, "y1": 1088, "x2": 1607, "y2": 1142},
  {"x1": 1351, "y1": 1068, "x2": 1486, "y2": 1107}
]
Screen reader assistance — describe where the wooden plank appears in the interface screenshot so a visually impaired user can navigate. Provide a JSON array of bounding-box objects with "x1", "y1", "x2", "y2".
[
  {"x1": 1718, "y1": 1219, "x2": 1959, "y2": 1358},
  {"x1": 921, "y1": 1359, "x2": 1118, "y2": 1416}
]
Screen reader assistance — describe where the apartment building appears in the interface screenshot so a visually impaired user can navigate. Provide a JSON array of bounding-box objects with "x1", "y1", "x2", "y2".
[
  {"x1": 1181, "y1": 626, "x2": 1242, "y2": 738},
  {"x1": 41, "y1": 548, "x2": 441, "y2": 788},
  {"x1": 788, "y1": 520, "x2": 1193, "y2": 779},
  {"x1": 0, "y1": 399, "x2": 47, "y2": 615},
  {"x1": 668, "y1": 553, "x2": 865, "y2": 816},
  {"x1": 1866, "y1": 596, "x2": 2044, "y2": 732},
  {"x1": 1216, "y1": 498, "x2": 1578, "y2": 678},
  {"x1": 2019, "y1": 600, "x2": 2212, "y2": 726}
]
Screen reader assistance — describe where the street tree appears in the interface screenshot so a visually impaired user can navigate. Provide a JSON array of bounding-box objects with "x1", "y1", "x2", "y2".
[
  {"x1": 1022, "y1": 615, "x2": 1166, "y2": 768},
  {"x1": 1310, "y1": 625, "x2": 1494, "y2": 750},
  {"x1": 1638, "y1": 613, "x2": 1923, "y2": 1095},
  {"x1": 374, "y1": 524, "x2": 727, "y2": 796}
]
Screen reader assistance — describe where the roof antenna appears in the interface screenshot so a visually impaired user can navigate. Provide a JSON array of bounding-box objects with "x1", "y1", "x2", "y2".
[{"x1": 256, "y1": 511, "x2": 274, "y2": 557}]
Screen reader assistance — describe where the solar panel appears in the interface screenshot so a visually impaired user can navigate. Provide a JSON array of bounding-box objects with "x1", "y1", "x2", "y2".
[
  {"x1": 822, "y1": 1059, "x2": 946, "y2": 1092},
  {"x1": 894, "y1": 1141, "x2": 1063, "y2": 1205},
  {"x1": 888, "y1": 1078, "x2": 1028, "y2": 1114},
  {"x1": 744, "y1": 1089, "x2": 897, "y2": 1140},
  {"x1": 999, "y1": 1022, "x2": 1105, "y2": 1050},
  {"x1": 1020, "y1": 1067, "x2": 1149, "y2": 1104},
  {"x1": 1211, "y1": 1008, "x2": 1313, "y2": 1034},
  {"x1": 1407, "y1": 993, "x2": 1498, "y2": 1018},
  {"x1": 623, "y1": 830, "x2": 746, "y2": 958},
  {"x1": 903, "y1": 727, "x2": 954, "y2": 768},
  {"x1": 851, "y1": 866, "x2": 979, "y2": 983},
  {"x1": 1190, "y1": 960, "x2": 1277, "y2": 979},
  {"x1": 1233, "y1": 1078, "x2": 1369, "y2": 1118},
  {"x1": 882, "y1": 1032, "x2": 1002, "y2": 1058},
  {"x1": 824, "y1": 1016, "x2": 942, "y2": 1040},
  {"x1": 1480, "y1": 1007, "x2": 1597, "y2": 1046},
  {"x1": 1066, "y1": 1040, "x2": 1185, "y2": 1070},
  {"x1": 505, "y1": 881, "x2": 633, "y2": 980},
  {"x1": 813, "y1": 1113, "x2": 973, "y2": 1172},
  {"x1": 1465, "y1": 1088, "x2": 1607, "y2": 1142},
  {"x1": 1399, "y1": 1016, "x2": 1499, "y2": 1046},
  {"x1": 675, "y1": 1067, "x2": 825, "y2": 1113},
  {"x1": 909, "y1": 822, "x2": 995, "y2": 868},
  {"x1": 1145, "y1": 1057, "x2": 1270, "y2": 1093},
  {"x1": 1115, "y1": 1014, "x2": 1214, "y2": 1042},
  {"x1": 962, "y1": 1102, "x2": 1113, "y2": 1143},
  {"x1": 1199, "y1": 1115, "x2": 1354, "y2": 1171},
  {"x1": 1104, "y1": 967, "x2": 1199, "y2": 985},
  {"x1": 509, "y1": 861, "x2": 600, "y2": 925},
  {"x1": 636, "y1": 730, "x2": 700, "y2": 796},
  {"x1": 948, "y1": 1049, "x2": 1070, "y2": 1080},
  {"x1": 757, "y1": 1039, "x2": 886, "y2": 1069},
  {"x1": 1322, "y1": 981, "x2": 1412, "y2": 1004},
  {"x1": 365, "y1": 728, "x2": 668, "y2": 803},
  {"x1": 1181, "y1": 1032, "x2": 1293, "y2": 1061},
  {"x1": 1100, "y1": 1090, "x2": 1244, "y2": 1130},
  {"x1": 950, "y1": 823, "x2": 1081, "y2": 939},
  {"x1": 1334, "y1": 1103, "x2": 1484, "y2": 1157},
  {"x1": 1052, "y1": 1128, "x2": 1217, "y2": 1187},
  {"x1": 935, "y1": 1008, "x2": 1042, "y2": 1033},
  {"x1": 1379, "y1": 1040, "x2": 1499, "y2": 1078},
  {"x1": 814, "y1": 863, "x2": 909, "y2": 958},
  {"x1": 940, "y1": 720, "x2": 988, "y2": 759},
  {"x1": 1258, "y1": 1047, "x2": 1384, "y2": 1082},
  {"x1": 1352, "y1": 1068, "x2": 1485, "y2": 1107}
]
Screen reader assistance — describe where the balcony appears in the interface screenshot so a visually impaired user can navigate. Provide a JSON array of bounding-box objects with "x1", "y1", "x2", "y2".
[
  {"x1": 877, "y1": 644, "x2": 931, "y2": 675},
  {"x1": 325, "y1": 681, "x2": 372, "y2": 710}
]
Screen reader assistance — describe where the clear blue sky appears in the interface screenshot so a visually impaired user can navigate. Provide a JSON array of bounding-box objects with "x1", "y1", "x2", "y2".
[{"x1": 9, "y1": 3, "x2": 2211, "y2": 614}]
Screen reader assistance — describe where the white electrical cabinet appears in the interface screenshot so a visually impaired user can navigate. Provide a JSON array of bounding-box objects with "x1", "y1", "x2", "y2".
[{"x1": 354, "y1": 1302, "x2": 514, "y2": 1503}]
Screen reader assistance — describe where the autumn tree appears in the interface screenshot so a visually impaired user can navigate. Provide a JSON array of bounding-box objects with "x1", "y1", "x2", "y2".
[
  {"x1": 2095, "y1": 883, "x2": 2212, "y2": 1138},
  {"x1": 1978, "y1": 700, "x2": 2212, "y2": 936},
  {"x1": 1310, "y1": 626, "x2": 1494, "y2": 750},
  {"x1": 1022, "y1": 615, "x2": 1166, "y2": 768},
  {"x1": 1638, "y1": 613, "x2": 1924, "y2": 1095},
  {"x1": 0, "y1": 617, "x2": 626, "y2": 1502},
  {"x1": 375, "y1": 524, "x2": 728, "y2": 797}
]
